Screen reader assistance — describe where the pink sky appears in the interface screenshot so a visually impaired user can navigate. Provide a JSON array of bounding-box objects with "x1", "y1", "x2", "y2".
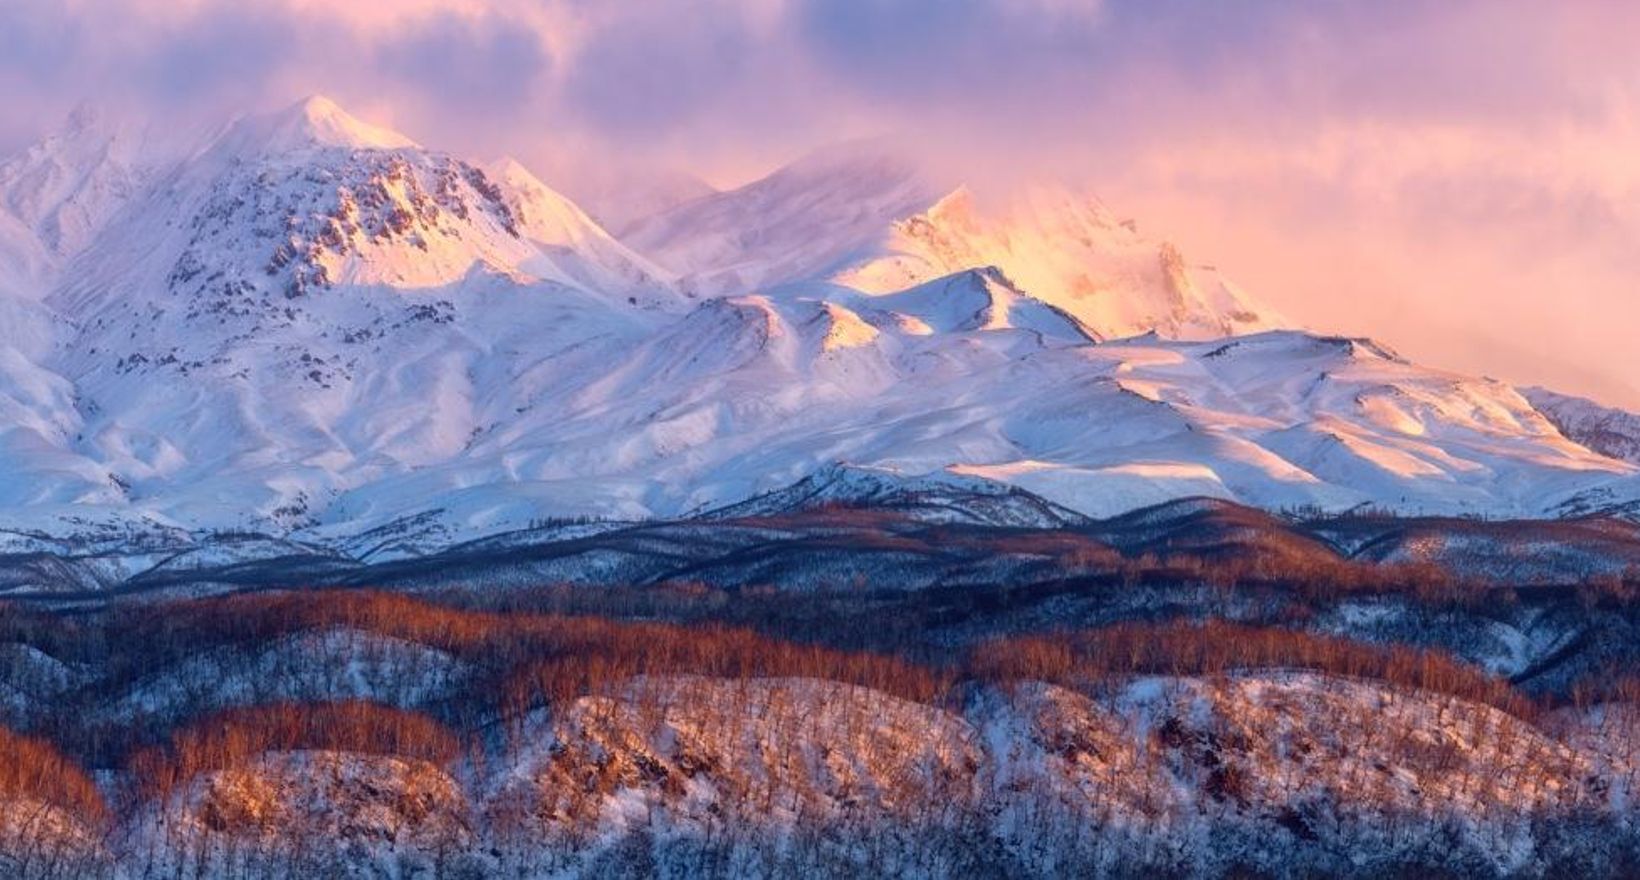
[{"x1": 4, "y1": 0, "x2": 1636, "y2": 407}]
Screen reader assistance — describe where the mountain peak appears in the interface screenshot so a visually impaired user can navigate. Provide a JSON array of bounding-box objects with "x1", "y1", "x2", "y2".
[
  {"x1": 63, "y1": 100, "x2": 110, "y2": 135},
  {"x1": 924, "y1": 185, "x2": 980, "y2": 229},
  {"x1": 238, "y1": 95, "x2": 418, "y2": 155},
  {"x1": 774, "y1": 137, "x2": 927, "y2": 189},
  {"x1": 0, "y1": 100, "x2": 148, "y2": 262},
  {"x1": 487, "y1": 156, "x2": 566, "y2": 202},
  {"x1": 489, "y1": 155, "x2": 535, "y2": 184}
]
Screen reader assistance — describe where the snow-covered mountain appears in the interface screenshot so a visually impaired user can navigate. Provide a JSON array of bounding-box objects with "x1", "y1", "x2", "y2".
[
  {"x1": 0, "y1": 208, "x2": 54, "y2": 300},
  {"x1": 485, "y1": 156, "x2": 671, "y2": 294},
  {"x1": 1523, "y1": 386, "x2": 1640, "y2": 467},
  {"x1": 0, "y1": 96, "x2": 1632, "y2": 551},
  {"x1": 0, "y1": 104, "x2": 149, "y2": 265},
  {"x1": 0, "y1": 104, "x2": 152, "y2": 300},
  {"x1": 621, "y1": 143, "x2": 938, "y2": 299},
  {"x1": 700, "y1": 461, "x2": 1091, "y2": 527},
  {"x1": 832, "y1": 185, "x2": 1274, "y2": 340},
  {"x1": 622, "y1": 142, "x2": 1276, "y2": 340},
  {"x1": 34, "y1": 96, "x2": 679, "y2": 530}
]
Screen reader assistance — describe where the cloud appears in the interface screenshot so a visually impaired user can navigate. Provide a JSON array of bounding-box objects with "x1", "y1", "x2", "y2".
[
  {"x1": 560, "y1": 1, "x2": 764, "y2": 136},
  {"x1": 376, "y1": 11, "x2": 551, "y2": 110},
  {"x1": 135, "y1": 5, "x2": 304, "y2": 104},
  {"x1": 0, "y1": 0, "x2": 1635, "y2": 406},
  {"x1": 796, "y1": 0, "x2": 1107, "y2": 99}
]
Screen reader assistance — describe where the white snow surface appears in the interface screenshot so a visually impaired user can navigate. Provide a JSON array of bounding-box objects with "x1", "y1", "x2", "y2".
[
  {"x1": 0, "y1": 97, "x2": 1632, "y2": 552},
  {"x1": 1525, "y1": 386, "x2": 1640, "y2": 467},
  {"x1": 625, "y1": 143, "x2": 1277, "y2": 340},
  {"x1": 0, "y1": 103, "x2": 149, "y2": 270}
]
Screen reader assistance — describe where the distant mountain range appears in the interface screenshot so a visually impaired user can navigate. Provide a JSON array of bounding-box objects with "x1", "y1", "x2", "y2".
[{"x1": 0, "y1": 95, "x2": 1634, "y2": 555}]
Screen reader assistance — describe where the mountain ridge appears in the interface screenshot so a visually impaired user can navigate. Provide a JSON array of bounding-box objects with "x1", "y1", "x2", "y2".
[{"x1": 0, "y1": 96, "x2": 1631, "y2": 549}]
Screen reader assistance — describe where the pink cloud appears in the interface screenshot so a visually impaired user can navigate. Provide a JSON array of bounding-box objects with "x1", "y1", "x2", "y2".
[{"x1": 0, "y1": 0, "x2": 1635, "y2": 406}]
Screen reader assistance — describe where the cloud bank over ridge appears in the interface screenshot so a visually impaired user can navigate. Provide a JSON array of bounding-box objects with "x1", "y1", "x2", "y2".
[{"x1": 2, "y1": 0, "x2": 1636, "y2": 406}]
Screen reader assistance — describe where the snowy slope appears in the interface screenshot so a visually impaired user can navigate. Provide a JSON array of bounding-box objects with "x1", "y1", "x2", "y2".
[
  {"x1": 37, "y1": 96, "x2": 678, "y2": 530},
  {"x1": 834, "y1": 186, "x2": 1275, "y2": 339},
  {"x1": 486, "y1": 156, "x2": 674, "y2": 296},
  {"x1": 701, "y1": 461, "x2": 1091, "y2": 527},
  {"x1": 622, "y1": 142, "x2": 1276, "y2": 339},
  {"x1": 1524, "y1": 386, "x2": 1640, "y2": 466},
  {"x1": 0, "y1": 96, "x2": 1628, "y2": 550},
  {"x1": 0, "y1": 104, "x2": 151, "y2": 303},
  {"x1": 0, "y1": 210, "x2": 53, "y2": 300},
  {"x1": 300, "y1": 294, "x2": 1639, "y2": 542},
  {"x1": 622, "y1": 141, "x2": 936, "y2": 298},
  {"x1": 0, "y1": 104, "x2": 149, "y2": 267}
]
